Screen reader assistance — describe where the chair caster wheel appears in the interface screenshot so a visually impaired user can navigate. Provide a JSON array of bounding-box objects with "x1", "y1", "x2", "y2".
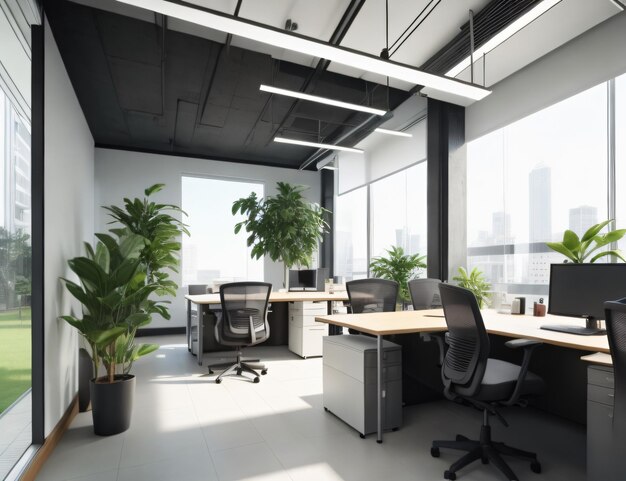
[
  {"x1": 444, "y1": 471, "x2": 456, "y2": 480},
  {"x1": 324, "y1": 407, "x2": 329, "y2": 412},
  {"x1": 531, "y1": 461, "x2": 541, "y2": 473},
  {"x1": 236, "y1": 368, "x2": 243, "y2": 375},
  {"x1": 253, "y1": 377, "x2": 260, "y2": 383},
  {"x1": 430, "y1": 447, "x2": 440, "y2": 458},
  {"x1": 359, "y1": 433, "x2": 365, "y2": 439},
  {"x1": 261, "y1": 369, "x2": 268, "y2": 375},
  {"x1": 208, "y1": 369, "x2": 214, "y2": 374},
  {"x1": 481, "y1": 457, "x2": 489, "y2": 464},
  {"x1": 455, "y1": 434, "x2": 467, "y2": 441},
  {"x1": 392, "y1": 427, "x2": 399, "y2": 432},
  {"x1": 215, "y1": 378, "x2": 222, "y2": 384}
]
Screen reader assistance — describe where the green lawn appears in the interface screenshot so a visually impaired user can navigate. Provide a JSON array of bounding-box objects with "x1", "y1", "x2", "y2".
[{"x1": 0, "y1": 308, "x2": 31, "y2": 414}]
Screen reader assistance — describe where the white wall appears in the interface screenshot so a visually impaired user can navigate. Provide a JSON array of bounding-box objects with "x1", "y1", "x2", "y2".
[
  {"x1": 466, "y1": 12, "x2": 626, "y2": 142},
  {"x1": 44, "y1": 20, "x2": 95, "y2": 436},
  {"x1": 94, "y1": 148, "x2": 321, "y2": 328}
]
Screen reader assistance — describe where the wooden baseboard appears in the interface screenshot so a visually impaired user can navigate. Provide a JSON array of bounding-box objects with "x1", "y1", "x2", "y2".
[{"x1": 19, "y1": 395, "x2": 79, "y2": 481}]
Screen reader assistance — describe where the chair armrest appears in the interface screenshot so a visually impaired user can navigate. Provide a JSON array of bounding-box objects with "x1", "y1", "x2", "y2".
[
  {"x1": 421, "y1": 333, "x2": 446, "y2": 366},
  {"x1": 502, "y1": 338, "x2": 542, "y2": 406},
  {"x1": 249, "y1": 315, "x2": 257, "y2": 344},
  {"x1": 505, "y1": 338, "x2": 542, "y2": 349}
]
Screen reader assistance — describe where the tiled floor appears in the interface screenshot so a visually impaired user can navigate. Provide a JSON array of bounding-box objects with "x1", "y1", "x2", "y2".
[
  {"x1": 35, "y1": 336, "x2": 585, "y2": 481},
  {"x1": 0, "y1": 391, "x2": 32, "y2": 480}
]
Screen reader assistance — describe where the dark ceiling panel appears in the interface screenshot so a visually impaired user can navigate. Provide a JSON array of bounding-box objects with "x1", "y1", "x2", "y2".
[{"x1": 46, "y1": 0, "x2": 410, "y2": 169}]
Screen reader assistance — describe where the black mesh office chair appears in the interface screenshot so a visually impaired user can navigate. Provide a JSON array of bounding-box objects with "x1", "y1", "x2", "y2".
[
  {"x1": 432, "y1": 284, "x2": 544, "y2": 481},
  {"x1": 409, "y1": 278, "x2": 445, "y2": 365},
  {"x1": 207, "y1": 282, "x2": 271, "y2": 384},
  {"x1": 604, "y1": 298, "x2": 626, "y2": 480},
  {"x1": 408, "y1": 278, "x2": 442, "y2": 310},
  {"x1": 346, "y1": 279, "x2": 398, "y2": 334}
]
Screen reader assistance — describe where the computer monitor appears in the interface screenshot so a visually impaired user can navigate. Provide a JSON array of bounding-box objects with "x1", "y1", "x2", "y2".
[
  {"x1": 546, "y1": 263, "x2": 626, "y2": 334},
  {"x1": 298, "y1": 269, "x2": 317, "y2": 291}
]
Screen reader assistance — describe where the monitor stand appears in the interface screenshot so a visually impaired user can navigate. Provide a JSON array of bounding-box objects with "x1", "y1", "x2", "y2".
[{"x1": 540, "y1": 316, "x2": 607, "y2": 336}]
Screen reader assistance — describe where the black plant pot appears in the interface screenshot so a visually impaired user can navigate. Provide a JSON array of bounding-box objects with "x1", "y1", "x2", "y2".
[
  {"x1": 78, "y1": 348, "x2": 92, "y2": 412},
  {"x1": 90, "y1": 375, "x2": 135, "y2": 436}
]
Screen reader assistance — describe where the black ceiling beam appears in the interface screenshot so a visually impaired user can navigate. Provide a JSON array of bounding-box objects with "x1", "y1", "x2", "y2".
[
  {"x1": 246, "y1": 0, "x2": 366, "y2": 147},
  {"x1": 420, "y1": 0, "x2": 541, "y2": 75}
]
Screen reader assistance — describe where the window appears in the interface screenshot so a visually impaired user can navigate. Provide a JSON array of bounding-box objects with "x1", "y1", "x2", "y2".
[
  {"x1": 615, "y1": 73, "x2": 626, "y2": 252},
  {"x1": 370, "y1": 162, "x2": 427, "y2": 259},
  {"x1": 181, "y1": 176, "x2": 264, "y2": 287},
  {"x1": 0, "y1": 87, "x2": 32, "y2": 478},
  {"x1": 467, "y1": 83, "x2": 609, "y2": 299},
  {"x1": 334, "y1": 187, "x2": 367, "y2": 281}
]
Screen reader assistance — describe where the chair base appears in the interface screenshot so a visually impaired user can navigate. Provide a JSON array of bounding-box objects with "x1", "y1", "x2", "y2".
[
  {"x1": 207, "y1": 350, "x2": 267, "y2": 384},
  {"x1": 431, "y1": 414, "x2": 540, "y2": 481}
]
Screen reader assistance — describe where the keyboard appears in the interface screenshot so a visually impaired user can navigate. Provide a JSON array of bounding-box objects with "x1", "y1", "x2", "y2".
[{"x1": 540, "y1": 324, "x2": 606, "y2": 336}]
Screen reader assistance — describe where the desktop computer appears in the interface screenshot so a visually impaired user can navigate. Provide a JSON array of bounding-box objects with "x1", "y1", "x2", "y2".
[{"x1": 543, "y1": 263, "x2": 626, "y2": 336}]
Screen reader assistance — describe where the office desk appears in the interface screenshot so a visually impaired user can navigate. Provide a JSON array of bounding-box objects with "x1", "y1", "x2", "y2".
[
  {"x1": 186, "y1": 291, "x2": 349, "y2": 365},
  {"x1": 315, "y1": 308, "x2": 610, "y2": 443}
]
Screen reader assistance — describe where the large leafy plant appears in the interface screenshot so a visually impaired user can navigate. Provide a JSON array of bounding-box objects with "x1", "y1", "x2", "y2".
[
  {"x1": 232, "y1": 182, "x2": 329, "y2": 288},
  {"x1": 369, "y1": 246, "x2": 426, "y2": 303},
  {"x1": 546, "y1": 219, "x2": 626, "y2": 263},
  {"x1": 103, "y1": 184, "x2": 189, "y2": 304},
  {"x1": 60, "y1": 233, "x2": 160, "y2": 382},
  {"x1": 453, "y1": 267, "x2": 491, "y2": 309}
]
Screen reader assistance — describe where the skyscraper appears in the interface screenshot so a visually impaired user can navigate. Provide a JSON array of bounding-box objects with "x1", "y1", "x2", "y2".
[
  {"x1": 569, "y1": 205, "x2": 598, "y2": 237},
  {"x1": 529, "y1": 164, "x2": 551, "y2": 243}
]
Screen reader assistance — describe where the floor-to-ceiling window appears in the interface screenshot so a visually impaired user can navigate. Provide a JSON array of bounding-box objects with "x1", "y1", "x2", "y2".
[
  {"x1": 334, "y1": 186, "x2": 367, "y2": 281},
  {"x1": 615, "y1": 73, "x2": 626, "y2": 251},
  {"x1": 0, "y1": 72, "x2": 33, "y2": 479},
  {"x1": 467, "y1": 81, "x2": 614, "y2": 302},
  {"x1": 181, "y1": 176, "x2": 264, "y2": 288}
]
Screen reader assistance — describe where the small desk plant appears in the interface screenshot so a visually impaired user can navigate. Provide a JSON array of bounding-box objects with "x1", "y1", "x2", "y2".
[
  {"x1": 369, "y1": 246, "x2": 426, "y2": 309},
  {"x1": 453, "y1": 267, "x2": 491, "y2": 309},
  {"x1": 60, "y1": 184, "x2": 188, "y2": 435},
  {"x1": 232, "y1": 182, "x2": 329, "y2": 290}
]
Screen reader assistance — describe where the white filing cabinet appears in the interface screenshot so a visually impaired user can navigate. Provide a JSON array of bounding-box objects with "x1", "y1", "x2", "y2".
[
  {"x1": 323, "y1": 335, "x2": 402, "y2": 437},
  {"x1": 288, "y1": 301, "x2": 328, "y2": 358}
]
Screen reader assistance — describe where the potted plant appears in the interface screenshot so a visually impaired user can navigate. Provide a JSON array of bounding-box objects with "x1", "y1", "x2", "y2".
[
  {"x1": 61, "y1": 232, "x2": 161, "y2": 435},
  {"x1": 453, "y1": 267, "x2": 491, "y2": 309},
  {"x1": 60, "y1": 184, "x2": 188, "y2": 435},
  {"x1": 546, "y1": 219, "x2": 626, "y2": 263},
  {"x1": 369, "y1": 246, "x2": 426, "y2": 307},
  {"x1": 232, "y1": 182, "x2": 329, "y2": 289}
]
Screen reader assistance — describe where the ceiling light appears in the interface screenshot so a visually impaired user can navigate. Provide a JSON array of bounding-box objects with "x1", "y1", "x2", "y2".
[
  {"x1": 446, "y1": 0, "x2": 563, "y2": 78},
  {"x1": 274, "y1": 137, "x2": 364, "y2": 154},
  {"x1": 374, "y1": 128, "x2": 413, "y2": 138},
  {"x1": 116, "y1": 0, "x2": 491, "y2": 106},
  {"x1": 316, "y1": 157, "x2": 338, "y2": 171},
  {"x1": 260, "y1": 85, "x2": 386, "y2": 116}
]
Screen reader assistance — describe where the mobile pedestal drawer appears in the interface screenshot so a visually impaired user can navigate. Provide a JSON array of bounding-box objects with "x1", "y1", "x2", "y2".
[
  {"x1": 323, "y1": 334, "x2": 402, "y2": 437},
  {"x1": 288, "y1": 301, "x2": 328, "y2": 358},
  {"x1": 587, "y1": 364, "x2": 614, "y2": 481}
]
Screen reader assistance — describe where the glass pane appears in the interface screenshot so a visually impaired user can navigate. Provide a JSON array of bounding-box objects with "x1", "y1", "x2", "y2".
[
  {"x1": 0, "y1": 88, "x2": 32, "y2": 478},
  {"x1": 370, "y1": 171, "x2": 407, "y2": 259},
  {"x1": 467, "y1": 83, "x2": 608, "y2": 302},
  {"x1": 181, "y1": 176, "x2": 264, "y2": 288},
  {"x1": 405, "y1": 162, "x2": 428, "y2": 257},
  {"x1": 334, "y1": 187, "x2": 367, "y2": 281},
  {"x1": 616, "y1": 73, "x2": 626, "y2": 251}
]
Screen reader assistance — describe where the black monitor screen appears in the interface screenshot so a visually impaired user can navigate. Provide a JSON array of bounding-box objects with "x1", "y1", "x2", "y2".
[
  {"x1": 548, "y1": 263, "x2": 626, "y2": 321},
  {"x1": 298, "y1": 269, "x2": 317, "y2": 289}
]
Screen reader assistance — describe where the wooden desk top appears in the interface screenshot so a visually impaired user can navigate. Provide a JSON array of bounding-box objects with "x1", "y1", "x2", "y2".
[
  {"x1": 580, "y1": 352, "x2": 613, "y2": 366},
  {"x1": 186, "y1": 291, "x2": 349, "y2": 305},
  {"x1": 314, "y1": 309, "x2": 610, "y2": 353}
]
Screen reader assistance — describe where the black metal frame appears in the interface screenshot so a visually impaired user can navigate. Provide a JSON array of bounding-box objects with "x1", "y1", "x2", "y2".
[{"x1": 31, "y1": 22, "x2": 45, "y2": 445}]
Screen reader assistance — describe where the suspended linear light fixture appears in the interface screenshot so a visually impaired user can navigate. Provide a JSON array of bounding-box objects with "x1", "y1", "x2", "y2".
[
  {"x1": 260, "y1": 85, "x2": 386, "y2": 116},
  {"x1": 115, "y1": 0, "x2": 491, "y2": 106},
  {"x1": 274, "y1": 137, "x2": 364, "y2": 154},
  {"x1": 445, "y1": 0, "x2": 563, "y2": 78},
  {"x1": 374, "y1": 128, "x2": 412, "y2": 138}
]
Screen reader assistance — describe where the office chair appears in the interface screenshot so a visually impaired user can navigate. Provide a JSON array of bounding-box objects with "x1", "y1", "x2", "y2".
[
  {"x1": 207, "y1": 282, "x2": 271, "y2": 384},
  {"x1": 604, "y1": 298, "x2": 626, "y2": 480},
  {"x1": 188, "y1": 284, "x2": 208, "y2": 352},
  {"x1": 346, "y1": 278, "x2": 398, "y2": 335},
  {"x1": 408, "y1": 278, "x2": 446, "y2": 365},
  {"x1": 432, "y1": 284, "x2": 544, "y2": 481}
]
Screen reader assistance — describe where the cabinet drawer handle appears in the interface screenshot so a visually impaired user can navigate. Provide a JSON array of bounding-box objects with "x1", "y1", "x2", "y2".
[{"x1": 608, "y1": 393, "x2": 615, "y2": 398}]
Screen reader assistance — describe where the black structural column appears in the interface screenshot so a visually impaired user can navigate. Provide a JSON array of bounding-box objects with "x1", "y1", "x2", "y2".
[
  {"x1": 427, "y1": 99, "x2": 465, "y2": 282},
  {"x1": 320, "y1": 168, "x2": 334, "y2": 277},
  {"x1": 31, "y1": 23, "x2": 45, "y2": 445}
]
